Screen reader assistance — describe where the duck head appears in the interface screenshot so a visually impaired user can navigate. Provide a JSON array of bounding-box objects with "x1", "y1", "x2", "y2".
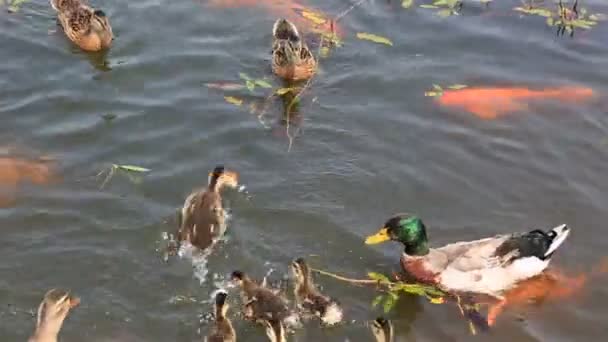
[
  {"x1": 289, "y1": 257, "x2": 311, "y2": 286},
  {"x1": 365, "y1": 214, "x2": 430, "y2": 256},
  {"x1": 91, "y1": 9, "x2": 113, "y2": 49},
  {"x1": 208, "y1": 165, "x2": 239, "y2": 191},
  {"x1": 30, "y1": 289, "x2": 79, "y2": 341}
]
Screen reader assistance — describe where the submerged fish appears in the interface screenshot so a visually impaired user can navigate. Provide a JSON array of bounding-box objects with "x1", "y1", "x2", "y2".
[
  {"x1": 207, "y1": 0, "x2": 343, "y2": 37},
  {"x1": 438, "y1": 86, "x2": 595, "y2": 119}
]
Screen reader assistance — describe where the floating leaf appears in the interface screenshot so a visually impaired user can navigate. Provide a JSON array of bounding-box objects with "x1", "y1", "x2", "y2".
[
  {"x1": 429, "y1": 297, "x2": 445, "y2": 304},
  {"x1": 425, "y1": 91, "x2": 440, "y2": 97},
  {"x1": 383, "y1": 294, "x2": 396, "y2": 313},
  {"x1": 238, "y1": 72, "x2": 251, "y2": 81},
  {"x1": 368, "y1": 272, "x2": 390, "y2": 283},
  {"x1": 254, "y1": 79, "x2": 273, "y2": 89},
  {"x1": 301, "y1": 10, "x2": 326, "y2": 25},
  {"x1": 420, "y1": 4, "x2": 439, "y2": 9},
  {"x1": 115, "y1": 164, "x2": 150, "y2": 173},
  {"x1": 206, "y1": 82, "x2": 245, "y2": 91},
  {"x1": 546, "y1": 17, "x2": 555, "y2": 26},
  {"x1": 371, "y1": 295, "x2": 384, "y2": 308},
  {"x1": 447, "y1": 84, "x2": 467, "y2": 90},
  {"x1": 437, "y1": 9, "x2": 453, "y2": 17},
  {"x1": 246, "y1": 80, "x2": 255, "y2": 92},
  {"x1": 7, "y1": 0, "x2": 28, "y2": 13},
  {"x1": 356, "y1": 32, "x2": 393, "y2": 46},
  {"x1": 402, "y1": 0, "x2": 414, "y2": 8},
  {"x1": 433, "y1": 0, "x2": 449, "y2": 6},
  {"x1": 224, "y1": 96, "x2": 243, "y2": 106},
  {"x1": 275, "y1": 87, "x2": 297, "y2": 96}
]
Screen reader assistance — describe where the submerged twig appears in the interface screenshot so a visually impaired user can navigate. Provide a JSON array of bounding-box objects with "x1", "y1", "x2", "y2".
[{"x1": 311, "y1": 267, "x2": 380, "y2": 285}]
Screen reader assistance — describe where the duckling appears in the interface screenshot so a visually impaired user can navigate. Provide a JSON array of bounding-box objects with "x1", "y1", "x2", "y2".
[
  {"x1": 205, "y1": 291, "x2": 236, "y2": 342},
  {"x1": 290, "y1": 258, "x2": 343, "y2": 326},
  {"x1": 365, "y1": 214, "x2": 571, "y2": 298},
  {"x1": 271, "y1": 18, "x2": 317, "y2": 81},
  {"x1": 178, "y1": 165, "x2": 239, "y2": 250},
  {"x1": 50, "y1": 0, "x2": 113, "y2": 52},
  {"x1": 29, "y1": 289, "x2": 80, "y2": 342},
  {"x1": 231, "y1": 271, "x2": 300, "y2": 328},
  {"x1": 260, "y1": 319, "x2": 287, "y2": 342},
  {"x1": 370, "y1": 317, "x2": 393, "y2": 342}
]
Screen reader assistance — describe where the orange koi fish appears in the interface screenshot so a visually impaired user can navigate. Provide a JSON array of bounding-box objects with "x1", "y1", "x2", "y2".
[
  {"x1": 486, "y1": 258, "x2": 608, "y2": 326},
  {"x1": 438, "y1": 86, "x2": 595, "y2": 119},
  {"x1": 207, "y1": 0, "x2": 343, "y2": 37},
  {"x1": 0, "y1": 156, "x2": 56, "y2": 207}
]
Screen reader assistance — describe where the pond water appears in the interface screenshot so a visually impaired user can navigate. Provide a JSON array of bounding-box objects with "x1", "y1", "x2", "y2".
[{"x1": 1, "y1": 0, "x2": 608, "y2": 341}]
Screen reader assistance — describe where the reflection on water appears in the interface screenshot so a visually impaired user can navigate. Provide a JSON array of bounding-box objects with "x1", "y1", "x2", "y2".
[{"x1": 0, "y1": 154, "x2": 56, "y2": 207}]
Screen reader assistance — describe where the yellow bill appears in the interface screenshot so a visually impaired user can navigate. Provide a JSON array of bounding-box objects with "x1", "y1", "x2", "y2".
[{"x1": 365, "y1": 228, "x2": 391, "y2": 244}]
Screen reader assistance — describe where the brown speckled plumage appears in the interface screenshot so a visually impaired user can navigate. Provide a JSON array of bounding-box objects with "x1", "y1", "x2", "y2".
[
  {"x1": 50, "y1": 0, "x2": 113, "y2": 52},
  {"x1": 271, "y1": 19, "x2": 316, "y2": 81}
]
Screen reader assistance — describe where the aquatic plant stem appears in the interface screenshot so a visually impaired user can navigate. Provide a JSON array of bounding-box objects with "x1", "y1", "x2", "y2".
[{"x1": 310, "y1": 267, "x2": 380, "y2": 285}]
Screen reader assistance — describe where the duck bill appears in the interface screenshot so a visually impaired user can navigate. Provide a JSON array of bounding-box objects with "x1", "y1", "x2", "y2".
[
  {"x1": 68, "y1": 296, "x2": 80, "y2": 309},
  {"x1": 365, "y1": 228, "x2": 390, "y2": 245}
]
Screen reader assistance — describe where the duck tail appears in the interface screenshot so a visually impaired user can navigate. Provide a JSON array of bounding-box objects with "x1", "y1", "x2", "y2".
[
  {"x1": 272, "y1": 18, "x2": 300, "y2": 43},
  {"x1": 544, "y1": 224, "x2": 570, "y2": 258}
]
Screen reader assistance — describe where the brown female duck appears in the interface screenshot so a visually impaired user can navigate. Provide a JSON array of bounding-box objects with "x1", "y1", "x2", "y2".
[
  {"x1": 271, "y1": 18, "x2": 316, "y2": 81},
  {"x1": 178, "y1": 165, "x2": 239, "y2": 250},
  {"x1": 290, "y1": 258, "x2": 343, "y2": 326},
  {"x1": 206, "y1": 291, "x2": 236, "y2": 342},
  {"x1": 29, "y1": 289, "x2": 80, "y2": 342},
  {"x1": 50, "y1": 0, "x2": 113, "y2": 51}
]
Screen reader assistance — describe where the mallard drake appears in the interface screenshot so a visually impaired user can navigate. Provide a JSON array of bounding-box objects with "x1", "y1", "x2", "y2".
[
  {"x1": 206, "y1": 291, "x2": 236, "y2": 342},
  {"x1": 231, "y1": 271, "x2": 300, "y2": 328},
  {"x1": 370, "y1": 317, "x2": 393, "y2": 342},
  {"x1": 29, "y1": 289, "x2": 80, "y2": 342},
  {"x1": 365, "y1": 214, "x2": 571, "y2": 298},
  {"x1": 290, "y1": 258, "x2": 343, "y2": 326},
  {"x1": 271, "y1": 18, "x2": 317, "y2": 81},
  {"x1": 177, "y1": 166, "x2": 239, "y2": 250},
  {"x1": 50, "y1": 0, "x2": 113, "y2": 52}
]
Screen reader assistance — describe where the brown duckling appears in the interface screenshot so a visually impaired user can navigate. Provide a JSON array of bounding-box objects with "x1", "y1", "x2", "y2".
[
  {"x1": 178, "y1": 165, "x2": 239, "y2": 250},
  {"x1": 290, "y1": 258, "x2": 343, "y2": 326},
  {"x1": 206, "y1": 291, "x2": 236, "y2": 342},
  {"x1": 370, "y1": 317, "x2": 393, "y2": 342},
  {"x1": 29, "y1": 289, "x2": 80, "y2": 342},
  {"x1": 260, "y1": 319, "x2": 287, "y2": 342},
  {"x1": 271, "y1": 18, "x2": 317, "y2": 81},
  {"x1": 50, "y1": 0, "x2": 113, "y2": 52},
  {"x1": 231, "y1": 271, "x2": 300, "y2": 328}
]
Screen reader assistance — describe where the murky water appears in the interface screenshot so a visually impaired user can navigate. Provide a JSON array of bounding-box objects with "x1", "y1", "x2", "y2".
[{"x1": 1, "y1": 0, "x2": 608, "y2": 341}]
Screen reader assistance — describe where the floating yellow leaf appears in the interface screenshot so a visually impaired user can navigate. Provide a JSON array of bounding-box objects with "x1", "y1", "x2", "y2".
[
  {"x1": 447, "y1": 84, "x2": 467, "y2": 90},
  {"x1": 224, "y1": 96, "x2": 243, "y2": 106},
  {"x1": 356, "y1": 32, "x2": 393, "y2": 46},
  {"x1": 275, "y1": 87, "x2": 297, "y2": 96},
  {"x1": 420, "y1": 4, "x2": 439, "y2": 9},
  {"x1": 301, "y1": 10, "x2": 326, "y2": 25},
  {"x1": 429, "y1": 297, "x2": 445, "y2": 304},
  {"x1": 425, "y1": 91, "x2": 440, "y2": 97},
  {"x1": 402, "y1": 0, "x2": 414, "y2": 9}
]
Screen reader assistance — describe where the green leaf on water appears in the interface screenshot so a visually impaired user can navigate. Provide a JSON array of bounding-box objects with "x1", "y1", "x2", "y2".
[
  {"x1": 383, "y1": 294, "x2": 396, "y2": 313},
  {"x1": 371, "y1": 295, "x2": 384, "y2": 308},
  {"x1": 356, "y1": 32, "x2": 393, "y2": 46},
  {"x1": 114, "y1": 164, "x2": 150, "y2": 173},
  {"x1": 447, "y1": 84, "x2": 467, "y2": 90},
  {"x1": 420, "y1": 4, "x2": 439, "y2": 9},
  {"x1": 224, "y1": 96, "x2": 243, "y2": 106},
  {"x1": 433, "y1": 0, "x2": 449, "y2": 6},
  {"x1": 402, "y1": 0, "x2": 414, "y2": 9},
  {"x1": 275, "y1": 87, "x2": 297, "y2": 96},
  {"x1": 254, "y1": 79, "x2": 273, "y2": 89},
  {"x1": 239, "y1": 72, "x2": 251, "y2": 81},
  {"x1": 367, "y1": 272, "x2": 390, "y2": 283},
  {"x1": 437, "y1": 9, "x2": 454, "y2": 17},
  {"x1": 246, "y1": 80, "x2": 255, "y2": 92}
]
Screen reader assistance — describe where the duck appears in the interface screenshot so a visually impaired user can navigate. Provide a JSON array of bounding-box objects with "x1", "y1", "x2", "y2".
[
  {"x1": 177, "y1": 165, "x2": 239, "y2": 250},
  {"x1": 290, "y1": 257, "x2": 343, "y2": 326},
  {"x1": 271, "y1": 18, "x2": 317, "y2": 81},
  {"x1": 370, "y1": 317, "x2": 393, "y2": 342},
  {"x1": 50, "y1": 0, "x2": 113, "y2": 52},
  {"x1": 29, "y1": 289, "x2": 80, "y2": 342},
  {"x1": 231, "y1": 270, "x2": 300, "y2": 329},
  {"x1": 205, "y1": 290, "x2": 236, "y2": 342},
  {"x1": 259, "y1": 319, "x2": 287, "y2": 342},
  {"x1": 365, "y1": 214, "x2": 571, "y2": 298}
]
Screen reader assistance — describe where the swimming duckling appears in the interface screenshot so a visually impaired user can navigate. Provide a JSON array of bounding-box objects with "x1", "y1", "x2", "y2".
[
  {"x1": 290, "y1": 258, "x2": 343, "y2": 326},
  {"x1": 29, "y1": 289, "x2": 80, "y2": 342},
  {"x1": 178, "y1": 166, "x2": 239, "y2": 250},
  {"x1": 370, "y1": 317, "x2": 393, "y2": 342},
  {"x1": 260, "y1": 319, "x2": 287, "y2": 342},
  {"x1": 205, "y1": 291, "x2": 236, "y2": 342},
  {"x1": 231, "y1": 271, "x2": 300, "y2": 328},
  {"x1": 50, "y1": 0, "x2": 113, "y2": 52},
  {"x1": 271, "y1": 18, "x2": 317, "y2": 81}
]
